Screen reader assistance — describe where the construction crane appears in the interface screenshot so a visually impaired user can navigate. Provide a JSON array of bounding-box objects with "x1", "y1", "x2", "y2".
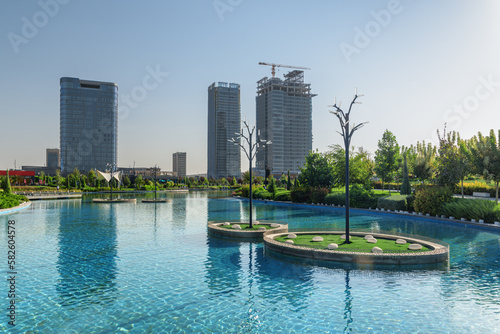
[{"x1": 258, "y1": 62, "x2": 311, "y2": 78}]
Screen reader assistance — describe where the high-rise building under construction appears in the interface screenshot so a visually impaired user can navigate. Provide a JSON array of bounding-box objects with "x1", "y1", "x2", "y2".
[{"x1": 256, "y1": 70, "x2": 315, "y2": 177}]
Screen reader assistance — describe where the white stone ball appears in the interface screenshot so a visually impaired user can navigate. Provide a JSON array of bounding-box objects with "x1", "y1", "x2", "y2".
[
  {"x1": 367, "y1": 238, "x2": 377, "y2": 244},
  {"x1": 287, "y1": 233, "x2": 297, "y2": 239},
  {"x1": 395, "y1": 239, "x2": 407, "y2": 244},
  {"x1": 372, "y1": 247, "x2": 383, "y2": 253},
  {"x1": 258, "y1": 227, "x2": 266, "y2": 231},
  {"x1": 312, "y1": 236, "x2": 324, "y2": 242},
  {"x1": 364, "y1": 235, "x2": 373, "y2": 240},
  {"x1": 327, "y1": 243, "x2": 339, "y2": 250},
  {"x1": 271, "y1": 223, "x2": 280, "y2": 228},
  {"x1": 285, "y1": 239, "x2": 294, "y2": 244},
  {"x1": 232, "y1": 224, "x2": 241, "y2": 230},
  {"x1": 223, "y1": 222, "x2": 230, "y2": 226}
]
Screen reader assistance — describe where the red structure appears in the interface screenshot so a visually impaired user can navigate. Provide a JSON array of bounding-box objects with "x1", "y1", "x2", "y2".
[{"x1": 0, "y1": 170, "x2": 35, "y2": 176}]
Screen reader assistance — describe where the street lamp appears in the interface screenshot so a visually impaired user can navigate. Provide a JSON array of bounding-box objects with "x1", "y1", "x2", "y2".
[
  {"x1": 329, "y1": 89, "x2": 368, "y2": 244},
  {"x1": 229, "y1": 120, "x2": 272, "y2": 228}
]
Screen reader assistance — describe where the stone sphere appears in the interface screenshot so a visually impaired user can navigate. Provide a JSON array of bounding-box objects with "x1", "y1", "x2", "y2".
[
  {"x1": 285, "y1": 239, "x2": 294, "y2": 244},
  {"x1": 312, "y1": 236, "x2": 324, "y2": 242},
  {"x1": 367, "y1": 238, "x2": 377, "y2": 244},
  {"x1": 271, "y1": 223, "x2": 281, "y2": 228},
  {"x1": 341, "y1": 235, "x2": 351, "y2": 240},
  {"x1": 396, "y1": 239, "x2": 407, "y2": 244},
  {"x1": 223, "y1": 222, "x2": 230, "y2": 226},
  {"x1": 409, "y1": 243, "x2": 422, "y2": 250},
  {"x1": 287, "y1": 233, "x2": 297, "y2": 239},
  {"x1": 253, "y1": 221, "x2": 260, "y2": 225},
  {"x1": 327, "y1": 243, "x2": 339, "y2": 250},
  {"x1": 258, "y1": 227, "x2": 266, "y2": 231},
  {"x1": 364, "y1": 235, "x2": 373, "y2": 240},
  {"x1": 232, "y1": 224, "x2": 241, "y2": 230},
  {"x1": 372, "y1": 247, "x2": 383, "y2": 253}
]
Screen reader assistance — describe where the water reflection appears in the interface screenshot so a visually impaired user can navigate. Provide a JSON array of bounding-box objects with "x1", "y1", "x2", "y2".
[{"x1": 56, "y1": 204, "x2": 118, "y2": 307}]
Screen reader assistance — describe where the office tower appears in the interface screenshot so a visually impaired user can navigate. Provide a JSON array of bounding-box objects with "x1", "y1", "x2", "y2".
[
  {"x1": 60, "y1": 77, "x2": 118, "y2": 174},
  {"x1": 207, "y1": 82, "x2": 241, "y2": 179},
  {"x1": 256, "y1": 70, "x2": 315, "y2": 177},
  {"x1": 46, "y1": 148, "x2": 60, "y2": 168},
  {"x1": 173, "y1": 152, "x2": 187, "y2": 178}
]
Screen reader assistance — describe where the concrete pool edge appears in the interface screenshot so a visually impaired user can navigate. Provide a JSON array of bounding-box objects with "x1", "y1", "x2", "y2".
[
  {"x1": 0, "y1": 201, "x2": 31, "y2": 216},
  {"x1": 263, "y1": 231, "x2": 450, "y2": 266}
]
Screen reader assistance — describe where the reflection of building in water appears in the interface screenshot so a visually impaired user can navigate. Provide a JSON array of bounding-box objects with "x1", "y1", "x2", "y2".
[
  {"x1": 207, "y1": 197, "x2": 242, "y2": 222},
  {"x1": 204, "y1": 236, "x2": 243, "y2": 297},
  {"x1": 56, "y1": 205, "x2": 118, "y2": 307},
  {"x1": 254, "y1": 246, "x2": 315, "y2": 311}
]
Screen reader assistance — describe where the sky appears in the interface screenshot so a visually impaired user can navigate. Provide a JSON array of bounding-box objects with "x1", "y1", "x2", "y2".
[{"x1": 1, "y1": 0, "x2": 499, "y2": 175}]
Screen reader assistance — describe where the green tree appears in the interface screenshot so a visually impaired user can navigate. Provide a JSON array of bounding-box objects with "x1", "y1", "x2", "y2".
[
  {"x1": 298, "y1": 151, "x2": 335, "y2": 188},
  {"x1": 267, "y1": 175, "x2": 276, "y2": 198},
  {"x1": 2, "y1": 170, "x2": 12, "y2": 194},
  {"x1": 400, "y1": 152, "x2": 411, "y2": 195},
  {"x1": 374, "y1": 130, "x2": 400, "y2": 192},
  {"x1": 55, "y1": 169, "x2": 62, "y2": 186},
  {"x1": 123, "y1": 175, "x2": 131, "y2": 188},
  {"x1": 326, "y1": 144, "x2": 373, "y2": 187},
  {"x1": 242, "y1": 170, "x2": 250, "y2": 184},
  {"x1": 413, "y1": 142, "x2": 436, "y2": 185},
  {"x1": 135, "y1": 175, "x2": 144, "y2": 189},
  {"x1": 87, "y1": 169, "x2": 97, "y2": 187},
  {"x1": 470, "y1": 129, "x2": 500, "y2": 203},
  {"x1": 436, "y1": 129, "x2": 472, "y2": 196},
  {"x1": 40, "y1": 171, "x2": 45, "y2": 185},
  {"x1": 287, "y1": 170, "x2": 292, "y2": 190}
]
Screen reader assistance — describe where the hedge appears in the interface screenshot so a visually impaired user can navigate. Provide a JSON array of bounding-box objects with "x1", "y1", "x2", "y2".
[
  {"x1": 377, "y1": 195, "x2": 413, "y2": 211},
  {"x1": 440, "y1": 199, "x2": 500, "y2": 223}
]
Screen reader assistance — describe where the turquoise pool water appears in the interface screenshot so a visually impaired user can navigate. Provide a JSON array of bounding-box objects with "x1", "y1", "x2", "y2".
[{"x1": 1, "y1": 191, "x2": 500, "y2": 333}]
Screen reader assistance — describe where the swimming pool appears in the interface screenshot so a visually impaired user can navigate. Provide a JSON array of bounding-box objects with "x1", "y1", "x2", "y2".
[{"x1": 2, "y1": 191, "x2": 499, "y2": 333}]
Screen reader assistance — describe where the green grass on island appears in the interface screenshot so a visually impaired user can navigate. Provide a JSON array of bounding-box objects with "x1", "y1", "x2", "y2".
[
  {"x1": 275, "y1": 234, "x2": 430, "y2": 253},
  {"x1": 219, "y1": 223, "x2": 277, "y2": 230}
]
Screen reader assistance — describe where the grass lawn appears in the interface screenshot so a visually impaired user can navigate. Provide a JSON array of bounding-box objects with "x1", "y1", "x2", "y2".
[
  {"x1": 371, "y1": 189, "x2": 400, "y2": 196},
  {"x1": 219, "y1": 223, "x2": 277, "y2": 230},
  {"x1": 275, "y1": 234, "x2": 429, "y2": 253}
]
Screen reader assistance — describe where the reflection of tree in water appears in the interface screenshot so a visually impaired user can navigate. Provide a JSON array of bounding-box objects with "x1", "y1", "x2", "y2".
[
  {"x1": 56, "y1": 205, "x2": 118, "y2": 307},
  {"x1": 204, "y1": 236, "x2": 243, "y2": 297}
]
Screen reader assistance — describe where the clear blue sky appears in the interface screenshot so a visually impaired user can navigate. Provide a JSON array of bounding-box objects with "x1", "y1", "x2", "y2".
[{"x1": 1, "y1": 0, "x2": 499, "y2": 174}]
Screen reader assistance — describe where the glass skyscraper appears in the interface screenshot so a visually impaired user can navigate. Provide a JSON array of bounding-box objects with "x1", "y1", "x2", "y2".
[
  {"x1": 60, "y1": 77, "x2": 118, "y2": 175},
  {"x1": 207, "y1": 82, "x2": 241, "y2": 179}
]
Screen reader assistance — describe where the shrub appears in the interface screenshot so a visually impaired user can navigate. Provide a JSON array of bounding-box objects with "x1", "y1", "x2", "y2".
[
  {"x1": 324, "y1": 185, "x2": 381, "y2": 208},
  {"x1": 377, "y1": 195, "x2": 412, "y2": 211},
  {"x1": 254, "y1": 190, "x2": 273, "y2": 200},
  {"x1": 290, "y1": 186, "x2": 313, "y2": 203},
  {"x1": 311, "y1": 188, "x2": 330, "y2": 204},
  {"x1": 274, "y1": 190, "x2": 291, "y2": 201},
  {"x1": 452, "y1": 181, "x2": 495, "y2": 197},
  {"x1": 440, "y1": 199, "x2": 500, "y2": 223},
  {"x1": 325, "y1": 192, "x2": 345, "y2": 206},
  {"x1": 0, "y1": 193, "x2": 28, "y2": 209},
  {"x1": 413, "y1": 186, "x2": 453, "y2": 216}
]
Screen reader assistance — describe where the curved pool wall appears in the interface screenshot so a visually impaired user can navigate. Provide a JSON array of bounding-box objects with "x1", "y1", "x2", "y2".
[{"x1": 1, "y1": 192, "x2": 500, "y2": 333}]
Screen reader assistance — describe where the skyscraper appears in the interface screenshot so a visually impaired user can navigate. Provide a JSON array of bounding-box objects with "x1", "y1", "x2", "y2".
[
  {"x1": 256, "y1": 70, "x2": 315, "y2": 177},
  {"x1": 173, "y1": 152, "x2": 187, "y2": 178},
  {"x1": 207, "y1": 82, "x2": 241, "y2": 179},
  {"x1": 46, "y1": 148, "x2": 60, "y2": 168},
  {"x1": 60, "y1": 77, "x2": 118, "y2": 175}
]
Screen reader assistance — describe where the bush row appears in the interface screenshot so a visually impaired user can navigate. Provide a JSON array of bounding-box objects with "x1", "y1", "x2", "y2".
[{"x1": 0, "y1": 193, "x2": 29, "y2": 209}]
